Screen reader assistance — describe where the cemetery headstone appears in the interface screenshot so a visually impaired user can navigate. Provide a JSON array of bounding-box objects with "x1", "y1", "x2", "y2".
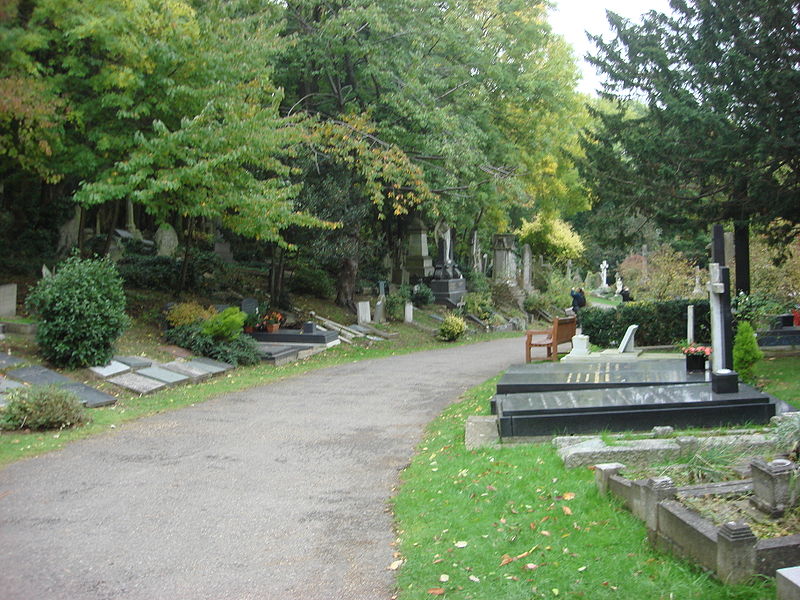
[
  {"x1": 615, "y1": 273, "x2": 623, "y2": 294},
  {"x1": 431, "y1": 225, "x2": 467, "y2": 306},
  {"x1": 302, "y1": 321, "x2": 316, "y2": 334},
  {"x1": 693, "y1": 266, "x2": 704, "y2": 295},
  {"x1": 357, "y1": 301, "x2": 371, "y2": 325},
  {"x1": 687, "y1": 304, "x2": 695, "y2": 344},
  {"x1": 214, "y1": 240, "x2": 235, "y2": 264},
  {"x1": 374, "y1": 300, "x2": 385, "y2": 323},
  {"x1": 618, "y1": 324, "x2": 639, "y2": 353},
  {"x1": 0, "y1": 283, "x2": 17, "y2": 317},
  {"x1": 241, "y1": 298, "x2": 259, "y2": 316},
  {"x1": 154, "y1": 223, "x2": 179, "y2": 257},
  {"x1": 492, "y1": 234, "x2": 517, "y2": 283},
  {"x1": 404, "y1": 301, "x2": 413, "y2": 323},
  {"x1": 522, "y1": 244, "x2": 532, "y2": 291},
  {"x1": 378, "y1": 280, "x2": 387, "y2": 298},
  {"x1": 404, "y1": 215, "x2": 434, "y2": 281}
]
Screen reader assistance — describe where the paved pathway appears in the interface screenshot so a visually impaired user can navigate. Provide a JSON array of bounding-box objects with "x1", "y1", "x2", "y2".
[{"x1": 0, "y1": 336, "x2": 538, "y2": 600}]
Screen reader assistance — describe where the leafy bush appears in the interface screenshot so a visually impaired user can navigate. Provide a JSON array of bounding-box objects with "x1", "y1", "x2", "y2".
[
  {"x1": 465, "y1": 269, "x2": 492, "y2": 295},
  {"x1": 289, "y1": 263, "x2": 335, "y2": 298},
  {"x1": 201, "y1": 307, "x2": 246, "y2": 341},
  {"x1": 438, "y1": 314, "x2": 466, "y2": 341},
  {"x1": 384, "y1": 292, "x2": 407, "y2": 321},
  {"x1": 164, "y1": 323, "x2": 262, "y2": 366},
  {"x1": 25, "y1": 256, "x2": 130, "y2": 367},
  {"x1": 732, "y1": 291, "x2": 782, "y2": 331},
  {"x1": 1, "y1": 385, "x2": 85, "y2": 430},
  {"x1": 166, "y1": 302, "x2": 217, "y2": 328},
  {"x1": 579, "y1": 300, "x2": 711, "y2": 348},
  {"x1": 117, "y1": 255, "x2": 182, "y2": 290},
  {"x1": 733, "y1": 321, "x2": 763, "y2": 384},
  {"x1": 462, "y1": 292, "x2": 493, "y2": 320},
  {"x1": 411, "y1": 283, "x2": 434, "y2": 307}
]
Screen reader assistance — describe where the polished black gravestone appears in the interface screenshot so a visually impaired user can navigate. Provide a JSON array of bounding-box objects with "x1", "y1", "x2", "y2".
[
  {"x1": 497, "y1": 359, "x2": 706, "y2": 395},
  {"x1": 497, "y1": 383, "x2": 777, "y2": 436},
  {"x1": 249, "y1": 329, "x2": 338, "y2": 345},
  {"x1": 493, "y1": 359, "x2": 778, "y2": 437}
]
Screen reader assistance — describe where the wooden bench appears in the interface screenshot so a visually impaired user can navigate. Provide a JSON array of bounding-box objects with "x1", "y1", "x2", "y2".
[{"x1": 525, "y1": 316, "x2": 577, "y2": 362}]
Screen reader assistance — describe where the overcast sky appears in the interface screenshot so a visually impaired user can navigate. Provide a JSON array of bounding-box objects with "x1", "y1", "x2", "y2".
[{"x1": 548, "y1": 0, "x2": 674, "y2": 95}]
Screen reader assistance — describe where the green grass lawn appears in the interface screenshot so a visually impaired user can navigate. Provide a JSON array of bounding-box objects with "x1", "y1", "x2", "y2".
[{"x1": 391, "y1": 356, "x2": 800, "y2": 599}]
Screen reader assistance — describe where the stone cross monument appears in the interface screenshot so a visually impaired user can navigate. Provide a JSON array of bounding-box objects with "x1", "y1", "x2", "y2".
[{"x1": 707, "y1": 224, "x2": 737, "y2": 393}]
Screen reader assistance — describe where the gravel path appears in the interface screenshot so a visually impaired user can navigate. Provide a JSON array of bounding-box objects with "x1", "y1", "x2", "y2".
[{"x1": 0, "y1": 336, "x2": 528, "y2": 600}]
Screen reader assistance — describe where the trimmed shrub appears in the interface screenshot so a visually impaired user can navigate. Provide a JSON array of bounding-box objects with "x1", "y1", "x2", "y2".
[
  {"x1": 25, "y1": 256, "x2": 130, "y2": 368},
  {"x1": 1, "y1": 385, "x2": 85, "y2": 430},
  {"x1": 439, "y1": 314, "x2": 466, "y2": 341},
  {"x1": 289, "y1": 263, "x2": 335, "y2": 299},
  {"x1": 733, "y1": 321, "x2": 763, "y2": 384},
  {"x1": 579, "y1": 300, "x2": 711, "y2": 348},
  {"x1": 462, "y1": 292, "x2": 493, "y2": 321},
  {"x1": 164, "y1": 323, "x2": 261, "y2": 366},
  {"x1": 117, "y1": 255, "x2": 182, "y2": 290},
  {"x1": 201, "y1": 307, "x2": 246, "y2": 341},
  {"x1": 384, "y1": 293, "x2": 407, "y2": 321},
  {"x1": 166, "y1": 302, "x2": 217, "y2": 328},
  {"x1": 411, "y1": 283, "x2": 434, "y2": 307}
]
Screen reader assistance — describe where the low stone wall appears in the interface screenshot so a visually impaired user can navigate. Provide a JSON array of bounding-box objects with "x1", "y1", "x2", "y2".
[{"x1": 595, "y1": 461, "x2": 800, "y2": 583}]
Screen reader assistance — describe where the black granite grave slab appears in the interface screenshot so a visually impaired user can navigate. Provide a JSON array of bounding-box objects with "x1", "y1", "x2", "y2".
[
  {"x1": 0, "y1": 354, "x2": 24, "y2": 369},
  {"x1": 496, "y1": 383, "x2": 777, "y2": 436},
  {"x1": 7, "y1": 365, "x2": 72, "y2": 385},
  {"x1": 255, "y1": 344, "x2": 302, "y2": 366},
  {"x1": 757, "y1": 328, "x2": 800, "y2": 347},
  {"x1": 249, "y1": 329, "x2": 338, "y2": 345},
  {"x1": 62, "y1": 383, "x2": 117, "y2": 408},
  {"x1": 496, "y1": 366, "x2": 706, "y2": 394}
]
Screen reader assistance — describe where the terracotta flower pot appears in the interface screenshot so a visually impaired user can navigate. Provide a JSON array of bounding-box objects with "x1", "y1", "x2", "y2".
[{"x1": 265, "y1": 323, "x2": 279, "y2": 333}]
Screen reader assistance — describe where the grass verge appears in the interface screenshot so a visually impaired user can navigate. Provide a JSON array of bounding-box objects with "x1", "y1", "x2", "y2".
[{"x1": 391, "y1": 377, "x2": 785, "y2": 600}]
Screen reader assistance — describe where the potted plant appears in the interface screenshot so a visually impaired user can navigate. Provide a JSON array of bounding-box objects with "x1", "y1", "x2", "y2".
[
  {"x1": 259, "y1": 310, "x2": 283, "y2": 333},
  {"x1": 680, "y1": 342, "x2": 712, "y2": 372},
  {"x1": 243, "y1": 311, "x2": 259, "y2": 334}
]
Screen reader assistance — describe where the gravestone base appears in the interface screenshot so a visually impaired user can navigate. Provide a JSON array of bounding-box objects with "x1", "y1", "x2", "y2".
[{"x1": 430, "y1": 278, "x2": 467, "y2": 307}]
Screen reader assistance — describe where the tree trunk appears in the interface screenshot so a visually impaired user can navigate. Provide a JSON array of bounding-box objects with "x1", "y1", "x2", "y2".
[
  {"x1": 335, "y1": 256, "x2": 358, "y2": 312},
  {"x1": 177, "y1": 217, "x2": 195, "y2": 295}
]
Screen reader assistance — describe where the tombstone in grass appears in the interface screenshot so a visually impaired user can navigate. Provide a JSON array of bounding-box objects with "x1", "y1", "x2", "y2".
[
  {"x1": 154, "y1": 223, "x2": 179, "y2": 257},
  {"x1": 492, "y1": 233, "x2": 517, "y2": 284},
  {"x1": 430, "y1": 224, "x2": 467, "y2": 307},
  {"x1": 404, "y1": 215, "x2": 434, "y2": 283},
  {"x1": 522, "y1": 244, "x2": 533, "y2": 291},
  {"x1": 357, "y1": 300, "x2": 371, "y2": 325},
  {"x1": 404, "y1": 301, "x2": 413, "y2": 323},
  {"x1": 374, "y1": 299, "x2": 386, "y2": 323},
  {"x1": 241, "y1": 298, "x2": 258, "y2": 316},
  {"x1": 687, "y1": 304, "x2": 695, "y2": 344},
  {"x1": 615, "y1": 273, "x2": 623, "y2": 295},
  {"x1": 707, "y1": 224, "x2": 738, "y2": 393},
  {"x1": 378, "y1": 280, "x2": 387, "y2": 299},
  {"x1": 0, "y1": 283, "x2": 17, "y2": 318}
]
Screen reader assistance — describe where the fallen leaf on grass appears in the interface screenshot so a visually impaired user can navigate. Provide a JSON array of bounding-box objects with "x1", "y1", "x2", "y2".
[
  {"x1": 388, "y1": 560, "x2": 403, "y2": 570},
  {"x1": 469, "y1": 575, "x2": 480, "y2": 583},
  {"x1": 563, "y1": 492, "x2": 576, "y2": 500},
  {"x1": 562, "y1": 506, "x2": 573, "y2": 515},
  {"x1": 427, "y1": 588, "x2": 445, "y2": 595},
  {"x1": 524, "y1": 563, "x2": 539, "y2": 571},
  {"x1": 541, "y1": 530, "x2": 551, "y2": 537},
  {"x1": 439, "y1": 574, "x2": 449, "y2": 582},
  {"x1": 454, "y1": 541, "x2": 468, "y2": 548},
  {"x1": 500, "y1": 554, "x2": 514, "y2": 566}
]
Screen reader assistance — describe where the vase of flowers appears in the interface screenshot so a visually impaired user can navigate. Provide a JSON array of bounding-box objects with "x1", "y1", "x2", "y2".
[
  {"x1": 260, "y1": 311, "x2": 283, "y2": 333},
  {"x1": 681, "y1": 344, "x2": 712, "y2": 372}
]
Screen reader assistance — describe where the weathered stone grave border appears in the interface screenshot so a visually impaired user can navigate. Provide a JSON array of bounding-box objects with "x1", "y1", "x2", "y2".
[{"x1": 594, "y1": 459, "x2": 800, "y2": 584}]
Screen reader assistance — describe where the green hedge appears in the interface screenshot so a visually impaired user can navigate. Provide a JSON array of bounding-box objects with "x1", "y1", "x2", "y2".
[{"x1": 580, "y1": 300, "x2": 711, "y2": 348}]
